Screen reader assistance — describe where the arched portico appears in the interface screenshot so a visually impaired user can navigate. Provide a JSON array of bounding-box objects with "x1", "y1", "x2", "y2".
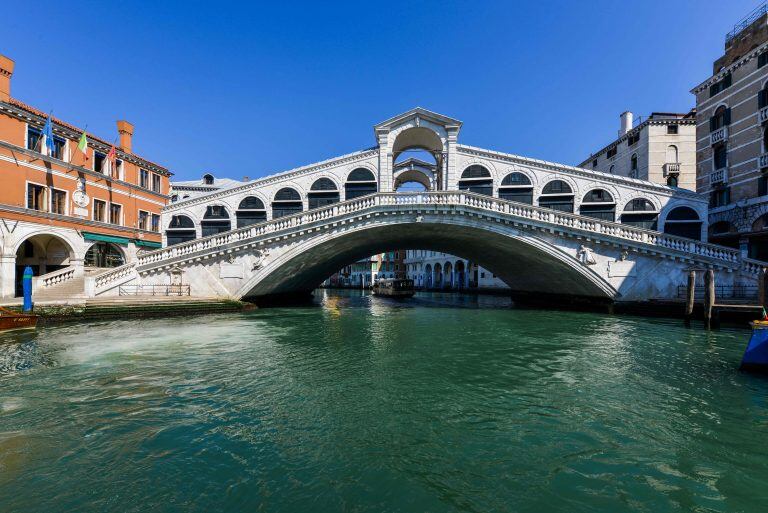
[{"x1": 13, "y1": 233, "x2": 77, "y2": 297}]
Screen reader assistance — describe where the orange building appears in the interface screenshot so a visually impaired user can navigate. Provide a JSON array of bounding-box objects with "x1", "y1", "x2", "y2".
[{"x1": 0, "y1": 53, "x2": 171, "y2": 298}]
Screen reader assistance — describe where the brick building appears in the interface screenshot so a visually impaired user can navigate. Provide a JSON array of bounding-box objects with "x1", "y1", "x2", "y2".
[{"x1": 0, "y1": 53, "x2": 171, "y2": 298}]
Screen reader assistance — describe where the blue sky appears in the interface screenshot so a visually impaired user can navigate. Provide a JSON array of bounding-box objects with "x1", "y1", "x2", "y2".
[{"x1": 2, "y1": 0, "x2": 761, "y2": 181}]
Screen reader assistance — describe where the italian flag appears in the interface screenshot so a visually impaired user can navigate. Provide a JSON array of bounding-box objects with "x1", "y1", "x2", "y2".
[{"x1": 76, "y1": 131, "x2": 88, "y2": 162}]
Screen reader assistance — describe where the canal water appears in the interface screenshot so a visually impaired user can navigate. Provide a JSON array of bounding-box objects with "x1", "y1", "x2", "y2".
[{"x1": 1, "y1": 290, "x2": 768, "y2": 512}]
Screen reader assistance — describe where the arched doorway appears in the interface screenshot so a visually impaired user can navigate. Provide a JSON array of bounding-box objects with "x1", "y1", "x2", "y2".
[
  {"x1": 344, "y1": 169, "x2": 377, "y2": 200},
  {"x1": 444, "y1": 261, "x2": 453, "y2": 289},
  {"x1": 458, "y1": 165, "x2": 493, "y2": 196},
  {"x1": 433, "y1": 263, "x2": 442, "y2": 289},
  {"x1": 201, "y1": 205, "x2": 232, "y2": 236},
  {"x1": 663, "y1": 207, "x2": 702, "y2": 240},
  {"x1": 308, "y1": 178, "x2": 340, "y2": 209},
  {"x1": 236, "y1": 196, "x2": 267, "y2": 228},
  {"x1": 14, "y1": 234, "x2": 74, "y2": 297},
  {"x1": 84, "y1": 242, "x2": 125, "y2": 268},
  {"x1": 539, "y1": 180, "x2": 574, "y2": 213},
  {"x1": 166, "y1": 215, "x2": 196, "y2": 246},
  {"x1": 621, "y1": 198, "x2": 658, "y2": 230},
  {"x1": 272, "y1": 188, "x2": 303, "y2": 219},
  {"x1": 455, "y1": 260, "x2": 466, "y2": 290},
  {"x1": 498, "y1": 172, "x2": 533, "y2": 204},
  {"x1": 393, "y1": 157, "x2": 435, "y2": 192},
  {"x1": 391, "y1": 126, "x2": 445, "y2": 191},
  {"x1": 579, "y1": 189, "x2": 616, "y2": 221},
  {"x1": 424, "y1": 264, "x2": 432, "y2": 288}
]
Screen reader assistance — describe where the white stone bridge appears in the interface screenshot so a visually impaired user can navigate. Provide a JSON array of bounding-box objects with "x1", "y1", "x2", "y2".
[{"x1": 32, "y1": 107, "x2": 768, "y2": 307}]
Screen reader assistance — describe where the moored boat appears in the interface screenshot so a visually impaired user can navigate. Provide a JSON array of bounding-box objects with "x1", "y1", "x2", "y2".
[
  {"x1": 372, "y1": 278, "x2": 415, "y2": 298},
  {"x1": 0, "y1": 307, "x2": 38, "y2": 331}
]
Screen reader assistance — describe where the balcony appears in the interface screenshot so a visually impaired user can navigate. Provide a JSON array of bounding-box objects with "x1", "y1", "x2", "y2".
[
  {"x1": 710, "y1": 126, "x2": 728, "y2": 145},
  {"x1": 760, "y1": 152, "x2": 768, "y2": 169},
  {"x1": 760, "y1": 106, "x2": 768, "y2": 124},
  {"x1": 710, "y1": 167, "x2": 729, "y2": 185},
  {"x1": 663, "y1": 162, "x2": 680, "y2": 177}
]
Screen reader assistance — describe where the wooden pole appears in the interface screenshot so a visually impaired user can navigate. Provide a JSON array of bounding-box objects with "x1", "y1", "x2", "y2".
[
  {"x1": 704, "y1": 269, "x2": 715, "y2": 330},
  {"x1": 685, "y1": 270, "x2": 696, "y2": 327},
  {"x1": 760, "y1": 267, "x2": 768, "y2": 311}
]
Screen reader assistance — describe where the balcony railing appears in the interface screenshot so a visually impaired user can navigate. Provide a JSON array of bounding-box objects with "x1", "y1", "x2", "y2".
[
  {"x1": 663, "y1": 163, "x2": 680, "y2": 177},
  {"x1": 710, "y1": 168, "x2": 728, "y2": 185},
  {"x1": 760, "y1": 153, "x2": 768, "y2": 169},
  {"x1": 710, "y1": 126, "x2": 728, "y2": 145},
  {"x1": 760, "y1": 106, "x2": 768, "y2": 125}
]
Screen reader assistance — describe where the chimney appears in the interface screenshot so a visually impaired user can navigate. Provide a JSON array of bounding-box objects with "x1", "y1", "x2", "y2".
[
  {"x1": 116, "y1": 120, "x2": 134, "y2": 153},
  {"x1": 619, "y1": 111, "x2": 633, "y2": 136},
  {"x1": 0, "y1": 54, "x2": 14, "y2": 102}
]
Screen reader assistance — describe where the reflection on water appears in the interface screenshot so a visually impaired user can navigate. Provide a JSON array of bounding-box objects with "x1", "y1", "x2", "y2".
[{"x1": 1, "y1": 289, "x2": 767, "y2": 512}]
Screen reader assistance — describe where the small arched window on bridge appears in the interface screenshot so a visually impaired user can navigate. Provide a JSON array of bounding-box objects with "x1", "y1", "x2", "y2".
[
  {"x1": 203, "y1": 174, "x2": 215, "y2": 185},
  {"x1": 579, "y1": 189, "x2": 616, "y2": 222},
  {"x1": 458, "y1": 165, "x2": 493, "y2": 196},
  {"x1": 201, "y1": 205, "x2": 232, "y2": 237},
  {"x1": 345, "y1": 169, "x2": 377, "y2": 200},
  {"x1": 498, "y1": 172, "x2": 533, "y2": 204},
  {"x1": 272, "y1": 187, "x2": 303, "y2": 219},
  {"x1": 538, "y1": 180, "x2": 574, "y2": 213},
  {"x1": 308, "y1": 178, "x2": 340, "y2": 209},
  {"x1": 663, "y1": 206, "x2": 702, "y2": 241},
  {"x1": 166, "y1": 215, "x2": 196, "y2": 246},
  {"x1": 236, "y1": 196, "x2": 267, "y2": 228},
  {"x1": 620, "y1": 198, "x2": 658, "y2": 230}
]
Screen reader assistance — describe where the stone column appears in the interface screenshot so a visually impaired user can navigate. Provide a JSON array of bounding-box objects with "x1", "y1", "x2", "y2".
[
  {"x1": 740, "y1": 237, "x2": 750, "y2": 259},
  {"x1": 445, "y1": 127, "x2": 460, "y2": 190},
  {"x1": 0, "y1": 254, "x2": 16, "y2": 298},
  {"x1": 376, "y1": 129, "x2": 391, "y2": 193}
]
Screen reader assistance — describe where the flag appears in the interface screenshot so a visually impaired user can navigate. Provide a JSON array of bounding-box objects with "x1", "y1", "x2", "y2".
[
  {"x1": 42, "y1": 114, "x2": 55, "y2": 156},
  {"x1": 104, "y1": 144, "x2": 117, "y2": 175},
  {"x1": 76, "y1": 130, "x2": 88, "y2": 162}
]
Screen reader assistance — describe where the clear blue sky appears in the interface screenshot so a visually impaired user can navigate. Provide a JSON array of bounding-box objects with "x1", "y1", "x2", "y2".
[{"x1": 2, "y1": 0, "x2": 761, "y2": 181}]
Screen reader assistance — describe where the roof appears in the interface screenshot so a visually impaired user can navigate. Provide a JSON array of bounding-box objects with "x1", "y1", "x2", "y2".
[
  {"x1": 3, "y1": 97, "x2": 171, "y2": 174},
  {"x1": 374, "y1": 107, "x2": 463, "y2": 132}
]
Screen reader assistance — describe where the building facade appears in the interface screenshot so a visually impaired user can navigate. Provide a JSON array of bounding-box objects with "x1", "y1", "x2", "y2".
[
  {"x1": 170, "y1": 173, "x2": 246, "y2": 203},
  {"x1": 578, "y1": 110, "x2": 696, "y2": 190},
  {"x1": 404, "y1": 250, "x2": 508, "y2": 291},
  {"x1": 691, "y1": 3, "x2": 768, "y2": 259},
  {"x1": 0, "y1": 54, "x2": 171, "y2": 298}
]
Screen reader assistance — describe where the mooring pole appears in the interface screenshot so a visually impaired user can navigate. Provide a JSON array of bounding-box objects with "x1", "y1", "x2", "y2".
[
  {"x1": 685, "y1": 270, "x2": 696, "y2": 327},
  {"x1": 704, "y1": 269, "x2": 715, "y2": 330},
  {"x1": 760, "y1": 267, "x2": 768, "y2": 311}
]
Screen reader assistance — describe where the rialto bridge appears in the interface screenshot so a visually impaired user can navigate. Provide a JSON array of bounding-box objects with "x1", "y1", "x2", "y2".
[{"x1": 33, "y1": 108, "x2": 768, "y2": 306}]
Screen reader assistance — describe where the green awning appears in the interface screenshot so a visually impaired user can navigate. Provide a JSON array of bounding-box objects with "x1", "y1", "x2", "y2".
[
  {"x1": 134, "y1": 239, "x2": 162, "y2": 248},
  {"x1": 82, "y1": 232, "x2": 131, "y2": 246}
]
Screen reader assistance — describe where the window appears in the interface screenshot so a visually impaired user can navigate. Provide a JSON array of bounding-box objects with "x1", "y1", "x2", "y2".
[
  {"x1": 51, "y1": 189, "x2": 66, "y2": 215},
  {"x1": 663, "y1": 206, "x2": 702, "y2": 240},
  {"x1": 203, "y1": 174, "x2": 214, "y2": 185},
  {"x1": 109, "y1": 203, "x2": 122, "y2": 225},
  {"x1": 94, "y1": 151, "x2": 106, "y2": 173},
  {"x1": 458, "y1": 165, "x2": 493, "y2": 196},
  {"x1": 151, "y1": 214, "x2": 160, "y2": 232},
  {"x1": 26, "y1": 127, "x2": 42, "y2": 152},
  {"x1": 113, "y1": 159, "x2": 123, "y2": 180},
  {"x1": 667, "y1": 125, "x2": 678, "y2": 135},
  {"x1": 93, "y1": 199, "x2": 106, "y2": 222},
  {"x1": 667, "y1": 175, "x2": 678, "y2": 187},
  {"x1": 138, "y1": 210, "x2": 149, "y2": 231},
  {"x1": 760, "y1": 52, "x2": 768, "y2": 68},
  {"x1": 606, "y1": 147, "x2": 617, "y2": 158},
  {"x1": 759, "y1": 174, "x2": 768, "y2": 196},
  {"x1": 709, "y1": 187, "x2": 730, "y2": 208},
  {"x1": 345, "y1": 168, "x2": 377, "y2": 199},
  {"x1": 592, "y1": 159, "x2": 598, "y2": 168},
  {"x1": 166, "y1": 215, "x2": 196, "y2": 246},
  {"x1": 201, "y1": 205, "x2": 232, "y2": 236},
  {"x1": 709, "y1": 73, "x2": 732, "y2": 97},
  {"x1": 171, "y1": 194, "x2": 178, "y2": 203},
  {"x1": 139, "y1": 169, "x2": 149, "y2": 189},
  {"x1": 579, "y1": 189, "x2": 616, "y2": 222},
  {"x1": 710, "y1": 106, "x2": 730, "y2": 131},
  {"x1": 609, "y1": 165, "x2": 614, "y2": 174},
  {"x1": 713, "y1": 144, "x2": 727, "y2": 169},
  {"x1": 539, "y1": 180, "x2": 574, "y2": 213},
  {"x1": 498, "y1": 172, "x2": 533, "y2": 204},
  {"x1": 308, "y1": 177, "x2": 340, "y2": 209},
  {"x1": 630, "y1": 153, "x2": 638, "y2": 177},
  {"x1": 27, "y1": 183, "x2": 46, "y2": 211},
  {"x1": 151, "y1": 173, "x2": 161, "y2": 193},
  {"x1": 621, "y1": 198, "x2": 658, "y2": 230},
  {"x1": 627, "y1": 132, "x2": 640, "y2": 146}
]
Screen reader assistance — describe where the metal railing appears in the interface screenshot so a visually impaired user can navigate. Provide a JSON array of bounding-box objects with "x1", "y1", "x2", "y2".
[
  {"x1": 677, "y1": 284, "x2": 759, "y2": 301},
  {"x1": 726, "y1": 3, "x2": 768, "y2": 43},
  {"x1": 118, "y1": 284, "x2": 191, "y2": 296}
]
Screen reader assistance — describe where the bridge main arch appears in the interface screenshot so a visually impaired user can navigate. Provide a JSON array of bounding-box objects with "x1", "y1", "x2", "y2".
[{"x1": 234, "y1": 216, "x2": 617, "y2": 302}]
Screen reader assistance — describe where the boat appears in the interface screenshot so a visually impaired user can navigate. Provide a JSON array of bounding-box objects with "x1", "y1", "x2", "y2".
[
  {"x1": 372, "y1": 278, "x2": 415, "y2": 298},
  {"x1": 0, "y1": 307, "x2": 38, "y2": 331}
]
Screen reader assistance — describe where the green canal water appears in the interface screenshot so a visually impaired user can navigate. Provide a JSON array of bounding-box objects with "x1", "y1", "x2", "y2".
[{"x1": 1, "y1": 290, "x2": 768, "y2": 512}]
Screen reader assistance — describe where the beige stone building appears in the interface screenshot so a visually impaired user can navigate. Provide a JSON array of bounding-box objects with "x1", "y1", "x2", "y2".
[
  {"x1": 578, "y1": 110, "x2": 696, "y2": 190},
  {"x1": 691, "y1": 3, "x2": 768, "y2": 259}
]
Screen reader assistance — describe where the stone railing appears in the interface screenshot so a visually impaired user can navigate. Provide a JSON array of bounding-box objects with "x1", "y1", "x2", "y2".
[
  {"x1": 710, "y1": 126, "x2": 728, "y2": 145},
  {"x1": 710, "y1": 168, "x2": 728, "y2": 185},
  {"x1": 742, "y1": 257, "x2": 768, "y2": 276},
  {"x1": 760, "y1": 105, "x2": 768, "y2": 125},
  {"x1": 663, "y1": 163, "x2": 680, "y2": 177},
  {"x1": 89, "y1": 262, "x2": 140, "y2": 295},
  {"x1": 759, "y1": 152, "x2": 768, "y2": 170},
  {"x1": 33, "y1": 266, "x2": 77, "y2": 290},
  {"x1": 119, "y1": 192, "x2": 749, "y2": 276}
]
